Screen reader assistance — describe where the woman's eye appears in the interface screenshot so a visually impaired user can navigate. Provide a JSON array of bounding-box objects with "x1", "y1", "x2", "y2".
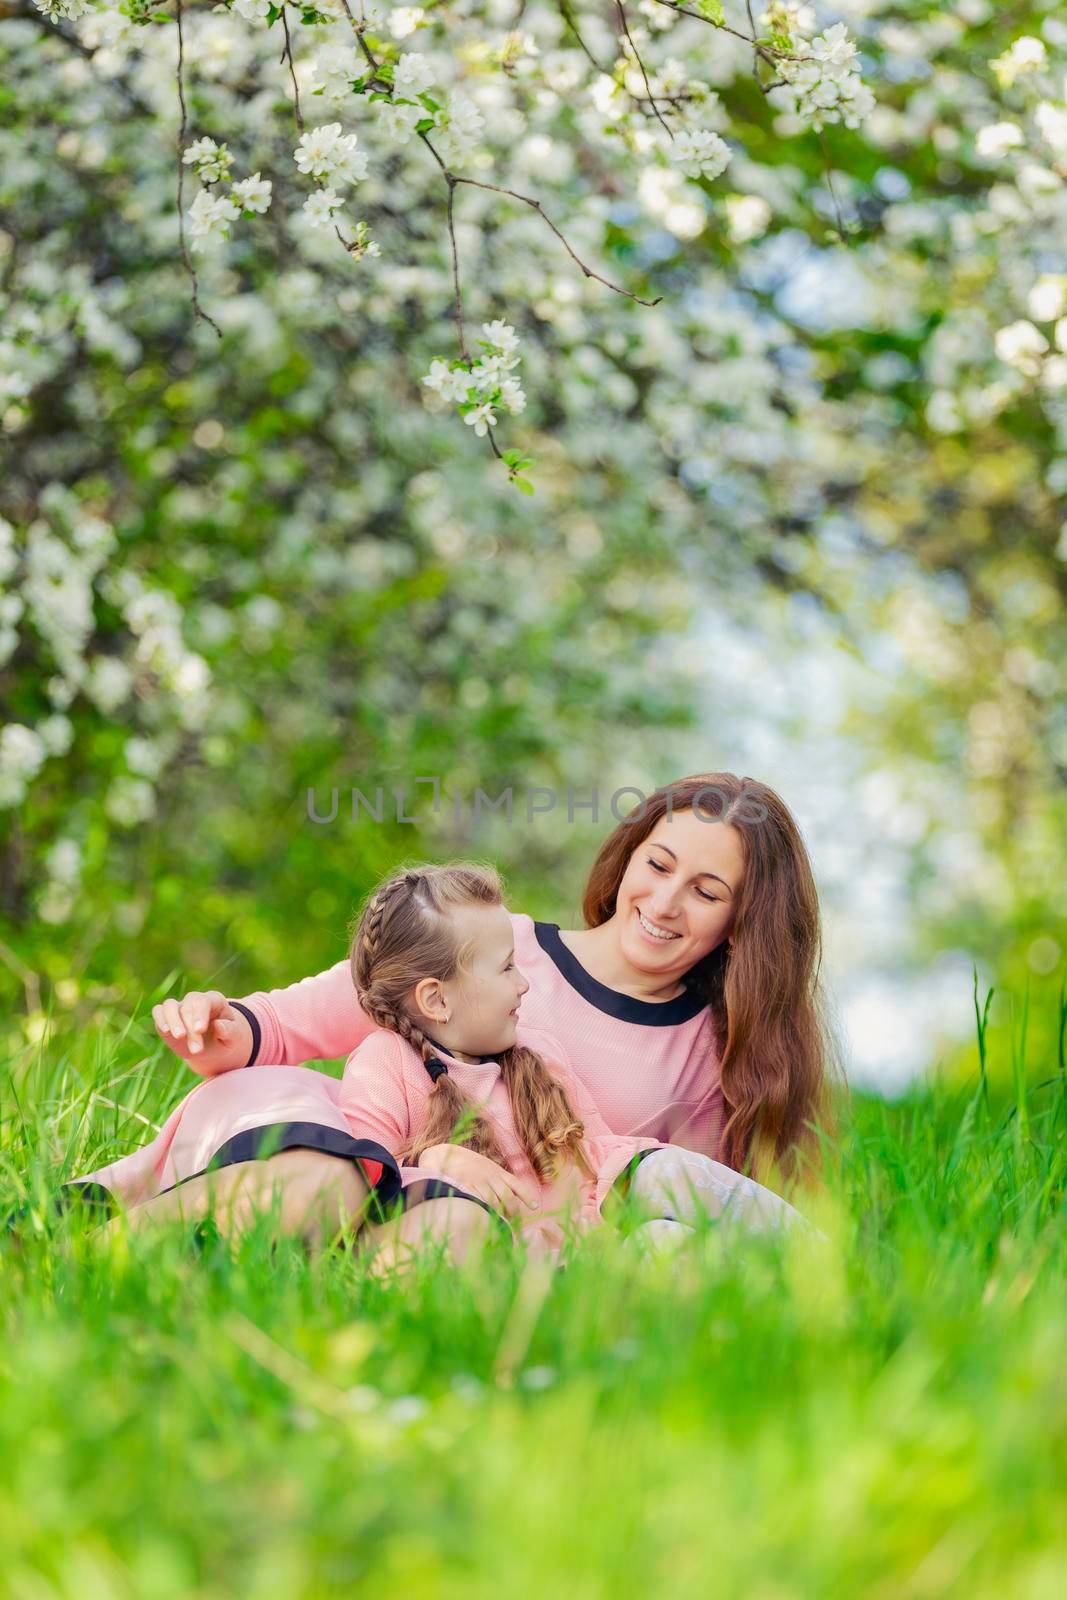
[{"x1": 648, "y1": 857, "x2": 717, "y2": 903}]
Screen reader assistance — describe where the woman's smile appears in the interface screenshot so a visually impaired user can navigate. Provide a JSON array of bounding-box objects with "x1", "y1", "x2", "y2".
[{"x1": 634, "y1": 906, "x2": 684, "y2": 945}]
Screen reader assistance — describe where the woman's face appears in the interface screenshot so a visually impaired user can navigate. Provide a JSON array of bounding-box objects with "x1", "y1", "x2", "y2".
[{"x1": 614, "y1": 808, "x2": 745, "y2": 978}]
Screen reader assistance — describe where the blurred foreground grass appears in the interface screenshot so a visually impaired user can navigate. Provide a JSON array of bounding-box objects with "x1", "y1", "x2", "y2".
[{"x1": 1, "y1": 985, "x2": 1065, "y2": 1599}]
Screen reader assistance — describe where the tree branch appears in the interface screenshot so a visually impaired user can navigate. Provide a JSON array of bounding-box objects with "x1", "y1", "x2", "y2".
[{"x1": 174, "y1": 0, "x2": 222, "y2": 338}]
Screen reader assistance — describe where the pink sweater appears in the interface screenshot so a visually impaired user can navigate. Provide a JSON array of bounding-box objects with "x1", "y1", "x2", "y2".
[
  {"x1": 339, "y1": 1023, "x2": 659, "y2": 1247},
  {"x1": 233, "y1": 912, "x2": 724, "y2": 1157}
]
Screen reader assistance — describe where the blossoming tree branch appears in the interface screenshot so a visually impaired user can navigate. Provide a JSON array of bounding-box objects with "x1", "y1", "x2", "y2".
[{"x1": 31, "y1": 0, "x2": 873, "y2": 485}]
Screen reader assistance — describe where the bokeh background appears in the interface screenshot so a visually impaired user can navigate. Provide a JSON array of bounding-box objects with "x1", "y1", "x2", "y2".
[{"x1": 2, "y1": 0, "x2": 1065, "y2": 1094}]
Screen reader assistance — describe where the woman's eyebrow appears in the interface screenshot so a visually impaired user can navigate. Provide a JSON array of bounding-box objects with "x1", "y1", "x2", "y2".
[{"x1": 648, "y1": 841, "x2": 733, "y2": 893}]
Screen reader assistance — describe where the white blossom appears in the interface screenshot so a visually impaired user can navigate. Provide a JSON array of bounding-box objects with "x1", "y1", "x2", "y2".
[
  {"x1": 1027, "y1": 276, "x2": 1067, "y2": 323},
  {"x1": 990, "y1": 37, "x2": 1047, "y2": 89},
  {"x1": 975, "y1": 123, "x2": 1024, "y2": 160},
  {"x1": 394, "y1": 52, "x2": 435, "y2": 98},
  {"x1": 232, "y1": 0, "x2": 271, "y2": 21},
  {"x1": 38, "y1": 713, "x2": 73, "y2": 756},
  {"x1": 31, "y1": 0, "x2": 92, "y2": 19},
  {"x1": 47, "y1": 837, "x2": 82, "y2": 883},
  {"x1": 776, "y1": 22, "x2": 876, "y2": 132},
  {"x1": 482, "y1": 320, "x2": 519, "y2": 355},
  {"x1": 85, "y1": 656, "x2": 133, "y2": 714},
  {"x1": 1034, "y1": 103, "x2": 1067, "y2": 159},
  {"x1": 434, "y1": 93, "x2": 484, "y2": 166},
  {"x1": 422, "y1": 359, "x2": 473, "y2": 402},
  {"x1": 463, "y1": 400, "x2": 497, "y2": 436},
  {"x1": 994, "y1": 319, "x2": 1048, "y2": 376},
  {"x1": 0, "y1": 723, "x2": 46, "y2": 780},
  {"x1": 311, "y1": 44, "x2": 361, "y2": 106},
  {"x1": 294, "y1": 123, "x2": 368, "y2": 187},
  {"x1": 379, "y1": 101, "x2": 425, "y2": 146},
  {"x1": 231, "y1": 173, "x2": 273, "y2": 214},
  {"x1": 125, "y1": 736, "x2": 165, "y2": 779},
  {"x1": 387, "y1": 6, "x2": 424, "y2": 39},
  {"x1": 182, "y1": 137, "x2": 233, "y2": 184},
  {"x1": 0, "y1": 516, "x2": 16, "y2": 586},
  {"x1": 187, "y1": 189, "x2": 240, "y2": 250},
  {"x1": 302, "y1": 189, "x2": 345, "y2": 230},
  {"x1": 499, "y1": 377, "x2": 526, "y2": 414},
  {"x1": 724, "y1": 194, "x2": 772, "y2": 242},
  {"x1": 105, "y1": 775, "x2": 156, "y2": 828},
  {"x1": 670, "y1": 129, "x2": 731, "y2": 181}
]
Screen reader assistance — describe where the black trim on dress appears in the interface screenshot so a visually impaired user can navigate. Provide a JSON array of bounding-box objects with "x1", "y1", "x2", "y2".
[
  {"x1": 228, "y1": 1000, "x2": 262, "y2": 1068},
  {"x1": 532, "y1": 922, "x2": 707, "y2": 1026}
]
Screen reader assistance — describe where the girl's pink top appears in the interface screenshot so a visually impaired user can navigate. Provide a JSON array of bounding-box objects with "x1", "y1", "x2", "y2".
[
  {"x1": 339, "y1": 1024, "x2": 660, "y2": 1250},
  {"x1": 232, "y1": 912, "x2": 723, "y2": 1156}
]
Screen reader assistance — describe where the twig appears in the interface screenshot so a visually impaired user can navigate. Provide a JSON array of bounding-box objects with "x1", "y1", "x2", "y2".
[
  {"x1": 174, "y1": 0, "x2": 222, "y2": 338},
  {"x1": 445, "y1": 177, "x2": 471, "y2": 363},
  {"x1": 451, "y1": 172, "x2": 662, "y2": 306},
  {"x1": 817, "y1": 127, "x2": 851, "y2": 245},
  {"x1": 745, "y1": 0, "x2": 761, "y2": 86},
  {"x1": 557, "y1": 0, "x2": 690, "y2": 118},
  {"x1": 614, "y1": 0, "x2": 673, "y2": 138},
  {"x1": 650, "y1": 0, "x2": 803, "y2": 77},
  {"x1": 280, "y1": 8, "x2": 305, "y2": 133}
]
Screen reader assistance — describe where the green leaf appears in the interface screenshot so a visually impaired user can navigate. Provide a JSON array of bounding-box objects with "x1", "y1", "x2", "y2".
[
  {"x1": 694, "y1": 0, "x2": 725, "y2": 22},
  {"x1": 511, "y1": 476, "x2": 535, "y2": 495}
]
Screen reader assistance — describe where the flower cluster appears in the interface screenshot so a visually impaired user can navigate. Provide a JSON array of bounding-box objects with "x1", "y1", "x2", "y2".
[
  {"x1": 774, "y1": 21, "x2": 875, "y2": 132},
  {"x1": 30, "y1": 0, "x2": 93, "y2": 19},
  {"x1": 294, "y1": 122, "x2": 368, "y2": 186},
  {"x1": 990, "y1": 36, "x2": 1047, "y2": 90},
  {"x1": 294, "y1": 123, "x2": 369, "y2": 232},
  {"x1": 422, "y1": 321, "x2": 526, "y2": 437},
  {"x1": 670, "y1": 129, "x2": 731, "y2": 182},
  {"x1": 183, "y1": 137, "x2": 272, "y2": 251}
]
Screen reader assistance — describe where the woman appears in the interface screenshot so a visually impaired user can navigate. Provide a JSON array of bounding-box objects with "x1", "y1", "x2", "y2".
[{"x1": 68, "y1": 773, "x2": 837, "y2": 1244}]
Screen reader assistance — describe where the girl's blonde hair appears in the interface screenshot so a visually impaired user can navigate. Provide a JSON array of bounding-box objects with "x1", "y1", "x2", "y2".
[{"x1": 348, "y1": 862, "x2": 590, "y2": 1181}]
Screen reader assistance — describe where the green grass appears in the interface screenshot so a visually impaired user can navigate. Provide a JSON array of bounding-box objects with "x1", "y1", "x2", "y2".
[{"x1": 1, "y1": 989, "x2": 1065, "y2": 1599}]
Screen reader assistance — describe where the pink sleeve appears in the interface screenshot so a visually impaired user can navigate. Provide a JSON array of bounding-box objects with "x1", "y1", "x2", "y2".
[
  {"x1": 533, "y1": 1030, "x2": 661, "y2": 1211},
  {"x1": 230, "y1": 958, "x2": 377, "y2": 1067},
  {"x1": 338, "y1": 1031, "x2": 415, "y2": 1154},
  {"x1": 669, "y1": 1081, "x2": 726, "y2": 1159}
]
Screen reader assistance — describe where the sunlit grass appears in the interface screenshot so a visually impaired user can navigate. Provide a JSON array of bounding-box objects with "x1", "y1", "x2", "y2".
[{"x1": 1, "y1": 985, "x2": 1065, "y2": 1598}]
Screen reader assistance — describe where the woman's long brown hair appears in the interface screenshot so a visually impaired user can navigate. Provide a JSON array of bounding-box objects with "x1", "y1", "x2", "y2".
[
  {"x1": 349, "y1": 863, "x2": 590, "y2": 1181},
  {"x1": 582, "y1": 773, "x2": 840, "y2": 1190}
]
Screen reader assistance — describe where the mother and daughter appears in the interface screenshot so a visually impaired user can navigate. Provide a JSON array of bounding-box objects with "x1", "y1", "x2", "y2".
[{"x1": 69, "y1": 772, "x2": 838, "y2": 1264}]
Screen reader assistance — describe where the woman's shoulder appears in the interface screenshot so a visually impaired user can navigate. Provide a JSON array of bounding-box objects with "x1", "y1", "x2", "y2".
[{"x1": 514, "y1": 1023, "x2": 571, "y2": 1068}]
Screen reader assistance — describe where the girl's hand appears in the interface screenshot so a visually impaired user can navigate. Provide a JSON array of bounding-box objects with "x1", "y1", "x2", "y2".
[
  {"x1": 416, "y1": 1144, "x2": 540, "y2": 1217},
  {"x1": 152, "y1": 990, "x2": 251, "y2": 1076}
]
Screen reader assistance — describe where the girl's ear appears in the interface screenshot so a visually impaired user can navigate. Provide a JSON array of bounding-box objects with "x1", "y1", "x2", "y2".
[{"x1": 412, "y1": 975, "x2": 448, "y2": 1023}]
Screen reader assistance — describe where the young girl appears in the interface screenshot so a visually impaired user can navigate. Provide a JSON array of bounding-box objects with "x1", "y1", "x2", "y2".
[{"x1": 343, "y1": 862, "x2": 810, "y2": 1268}]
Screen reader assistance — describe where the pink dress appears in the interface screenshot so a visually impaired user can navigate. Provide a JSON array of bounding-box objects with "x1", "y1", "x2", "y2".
[
  {"x1": 339, "y1": 1024, "x2": 659, "y2": 1250},
  {"x1": 66, "y1": 913, "x2": 721, "y2": 1215}
]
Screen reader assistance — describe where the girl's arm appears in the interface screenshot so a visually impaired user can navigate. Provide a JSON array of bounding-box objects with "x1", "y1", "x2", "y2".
[{"x1": 338, "y1": 1032, "x2": 415, "y2": 1153}]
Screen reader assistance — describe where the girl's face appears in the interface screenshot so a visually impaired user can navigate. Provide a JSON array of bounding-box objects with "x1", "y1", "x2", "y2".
[
  {"x1": 614, "y1": 809, "x2": 745, "y2": 980},
  {"x1": 412, "y1": 903, "x2": 530, "y2": 1057}
]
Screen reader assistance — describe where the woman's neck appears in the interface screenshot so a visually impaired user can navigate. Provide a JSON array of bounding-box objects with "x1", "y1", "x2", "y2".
[{"x1": 557, "y1": 920, "x2": 689, "y2": 1003}]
